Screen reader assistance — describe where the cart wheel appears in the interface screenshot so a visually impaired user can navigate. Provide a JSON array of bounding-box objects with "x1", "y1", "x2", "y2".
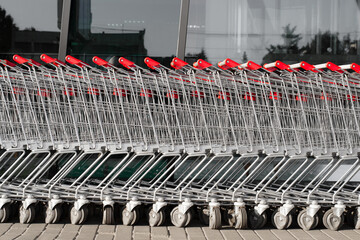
[
  {"x1": 286, "y1": 213, "x2": 293, "y2": 228},
  {"x1": 19, "y1": 204, "x2": 36, "y2": 224},
  {"x1": 170, "y1": 206, "x2": 188, "y2": 227},
  {"x1": 249, "y1": 209, "x2": 267, "y2": 229},
  {"x1": 346, "y1": 208, "x2": 355, "y2": 228},
  {"x1": 148, "y1": 208, "x2": 165, "y2": 227},
  {"x1": 323, "y1": 209, "x2": 344, "y2": 231},
  {"x1": 297, "y1": 209, "x2": 316, "y2": 231},
  {"x1": 122, "y1": 206, "x2": 139, "y2": 226},
  {"x1": 102, "y1": 206, "x2": 114, "y2": 225},
  {"x1": 199, "y1": 207, "x2": 210, "y2": 225},
  {"x1": 70, "y1": 206, "x2": 88, "y2": 225},
  {"x1": 45, "y1": 205, "x2": 62, "y2": 224},
  {"x1": 209, "y1": 207, "x2": 221, "y2": 229},
  {"x1": 354, "y1": 209, "x2": 360, "y2": 229},
  {"x1": 0, "y1": 204, "x2": 11, "y2": 223},
  {"x1": 234, "y1": 207, "x2": 248, "y2": 229},
  {"x1": 271, "y1": 209, "x2": 289, "y2": 230},
  {"x1": 224, "y1": 209, "x2": 235, "y2": 227},
  {"x1": 185, "y1": 209, "x2": 192, "y2": 227}
]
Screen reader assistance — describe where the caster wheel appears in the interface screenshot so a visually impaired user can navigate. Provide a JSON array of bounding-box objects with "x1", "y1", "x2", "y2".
[
  {"x1": 122, "y1": 207, "x2": 139, "y2": 226},
  {"x1": 170, "y1": 206, "x2": 189, "y2": 227},
  {"x1": 354, "y1": 209, "x2": 360, "y2": 229},
  {"x1": 199, "y1": 207, "x2": 210, "y2": 226},
  {"x1": 19, "y1": 204, "x2": 35, "y2": 224},
  {"x1": 225, "y1": 209, "x2": 235, "y2": 227},
  {"x1": 234, "y1": 207, "x2": 248, "y2": 229},
  {"x1": 148, "y1": 208, "x2": 165, "y2": 227},
  {"x1": 297, "y1": 209, "x2": 317, "y2": 231},
  {"x1": 45, "y1": 205, "x2": 62, "y2": 224},
  {"x1": 0, "y1": 204, "x2": 11, "y2": 223},
  {"x1": 271, "y1": 209, "x2": 291, "y2": 230},
  {"x1": 323, "y1": 209, "x2": 344, "y2": 231},
  {"x1": 209, "y1": 207, "x2": 221, "y2": 229},
  {"x1": 102, "y1": 206, "x2": 115, "y2": 225},
  {"x1": 249, "y1": 209, "x2": 267, "y2": 229},
  {"x1": 70, "y1": 206, "x2": 88, "y2": 225},
  {"x1": 19, "y1": 204, "x2": 36, "y2": 224}
]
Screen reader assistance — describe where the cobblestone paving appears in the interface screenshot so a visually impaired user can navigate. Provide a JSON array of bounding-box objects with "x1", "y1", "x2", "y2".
[{"x1": 0, "y1": 221, "x2": 359, "y2": 240}]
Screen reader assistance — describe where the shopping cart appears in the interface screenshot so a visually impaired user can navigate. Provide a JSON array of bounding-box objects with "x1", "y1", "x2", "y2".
[{"x1": 0, "y1": 53, "x2": 359, "y2": 232}]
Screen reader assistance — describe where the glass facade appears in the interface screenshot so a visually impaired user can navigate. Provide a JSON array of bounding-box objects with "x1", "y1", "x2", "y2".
[
  {"x1": 185, "y1": 0, "x2": 360, "y2": 65},
  {"x1": 0, "y1": 0, "x2": 360, "y2": 66},
  {"x1": 0, "y1": 0, "x2": 61, "y2": 61},
  {"x1": 67, "y1": 0, "x2": 181, "y2": 65}
]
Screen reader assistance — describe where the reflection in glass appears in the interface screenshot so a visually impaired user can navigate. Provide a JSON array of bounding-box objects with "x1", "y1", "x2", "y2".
[
  {"x1": 68, "y1": 0, "x2": 181, "y2": 65},
  {"x1": 0, "y1": 0, "x2": 60, "y2": 61},
  {"x1": 185, "y1": 0, "x2": 360, "y2": 65}
]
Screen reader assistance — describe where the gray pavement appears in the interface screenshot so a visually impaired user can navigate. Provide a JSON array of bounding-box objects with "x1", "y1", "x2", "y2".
[{"x1": 0, "y1": 222, "x2": 360, "y2": 240}]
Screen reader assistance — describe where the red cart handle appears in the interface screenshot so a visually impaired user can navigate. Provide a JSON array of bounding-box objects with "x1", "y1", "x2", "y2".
[
  {"x1": 340, "y1": 63, "x2": 360, "y2": 73},
  {"x1": 264, "y1": 60, "x2": 290, "y2": 70},
  {"x1": 240, "y1": 61, "x2": 262, "y2": 70},
  {"x1": 93, "y1": 56, "x2": 112, "y2": 67},
  {"x1": 313, "y1": 62, "x2": 340, "y2": 71},
  {"x1": 65, "y1": 55, "x2": 89, "y2": 67},
  {"x1": 289, "y1": 61, "x2": 315, "y2": 71},
  {"x1": 193, "y1": 59, "x2": 212, "y2": 70},
  {"x1": 170, "y1": 57, "x2": 188, "y2": 70},
  {"x1": 40, "y1": 54, "x2": 66, "y2": 66},
  {"x1": 118, "y1": 57, "x2": 135, "y2": 69},
  {"x1": 0, "y1": 59, "x2": 16, "y2": 67},
  {"x1": 13, "y1": 55, "x2": 41, "y2": 66},
  {"x1": 144, "y1": 57, "x2": 161, "y2": 69},
  {"x1": 218, "y1": 58, "x2": 239, "y2": 70}
]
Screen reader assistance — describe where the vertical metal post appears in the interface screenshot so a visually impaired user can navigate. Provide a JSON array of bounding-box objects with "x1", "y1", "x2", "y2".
[
  {"x1": 176, "y1": 0, "x2": 190, "y2": 60},
  {"x1": 58, "y1": 0, "x2": 72, "y2": 61}
]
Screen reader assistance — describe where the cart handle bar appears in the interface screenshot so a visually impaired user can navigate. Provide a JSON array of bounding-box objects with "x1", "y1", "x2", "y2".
[
  {"x1": 40, "y1": 54, "x2": 66, "y2": 67},
  {"x1": 340, "y1": 63, "x2": 360, "y2": 73},
  {"x1": 65, "y1": 55, "x2": 89, "y2": 67},
  {"x1": 289, "y1": 61, "x2": 315, "y2": 71},
  {"x1": 170, "y1": 57, "x2": 188, "y2": 70},
  {"x1": 0, "y1": 59, "x2": 16, "y2": 67},
  {"x1": 118, "y1": 57, "x2": 135, "y2": 69},
  {"x1": 240, "y1": 61, "x2": 262, "y2": 70},
  {"x1": 92, "y1": 56, "x2": 113, "y2": 68},
  {"x1": 193, "y1": 59, "x2": 212, "y2": 70},
  {"x1": 13, "y1": 55, "x2": 41, "y2": 67},
  {"x1": 263, "y1": 60, "x2": 292, "y2": 72},
  {"x1": 144, "y1": 57, "x2": 161, "y2": 69},
  {"x1": 218, "y1": 58, "x2": 239, "y2": 70}
]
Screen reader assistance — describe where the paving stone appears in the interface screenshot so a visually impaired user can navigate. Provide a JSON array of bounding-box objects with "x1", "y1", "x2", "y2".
[
  {"x1": 202, "y1": 227, "x2": 224, "y2": 240},
  {"x1": 98, "y1": 225, "x2": 115, "y2": 233},
  {"x1": 37, "y1": 233, "x2": 59, "y2": 240},
  {"x1": 254, "y1": 229, "x2": 279, "y2": 240},
  {"x1": 26, "y1": 223, "x2": 46, "y2": 232},
  {"x1": 338, "y1": 229, "x2": 360, "y2": 240},
  {"x1": 114, "y1": 225, "x2": 132, "y2": 240},
  {"x1": 76, "y1": 225, "x2": 99, "y2": 240},
  {"x1": 56, "y1": 224, "x2": 81, "y2": 240},
  {"x1": 270, "y1": 229, "x2": 296, "y2": 240},
  {"x1": 151, "y1": 226, "x2": 169, "y2": 238},
  {"x1": 0, "y1": 224, "x2": 28, "y2": 240},
  {"x1": 133, "y1": 225, "x2": 150, "y2": 240},
  {"x1": 0, "y1": 223, "x2": 13, "y2": 236},
  {"x1": 288, "y1": 229, "x2": 314, "y2": 240},
  {"x1": 220, "y1": 229, "x2": 243, "y2": 240},
  {"x1": 305, "y1": 229, "x2": 336, "y2": 240},
  {"x1": 95, "y1": 233, "x2": 114, "y2": 240},
  {"x1": 321, "y1": 229, "x2": 351, "y2": 240},
  {"x1": 168, "y1": 226, "x2": 187, "y2": 240},
  {"x1": 237, "y1": 229, "x2": 261, "y2": 240},
  {"x1": 186, "y1": 227, "x2": 206, "y2": 240}
]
